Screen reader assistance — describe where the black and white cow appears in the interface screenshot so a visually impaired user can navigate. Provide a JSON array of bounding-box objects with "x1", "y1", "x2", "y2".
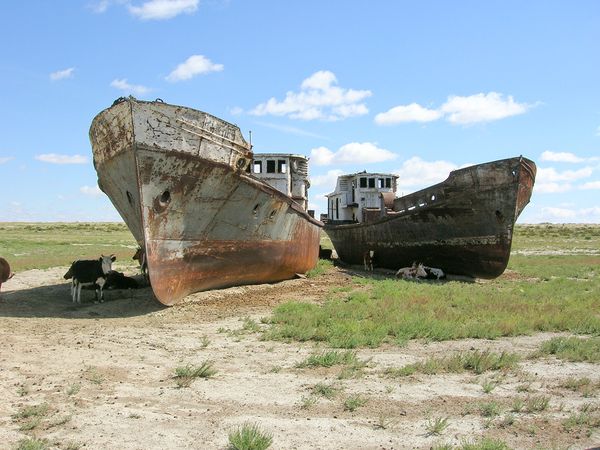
[
  {"x1": 63, "y1": 255, "x2": 116, "y2": 304},
  {"x1": 396, "y1": 262, "x2": 445, "y2": 280}
]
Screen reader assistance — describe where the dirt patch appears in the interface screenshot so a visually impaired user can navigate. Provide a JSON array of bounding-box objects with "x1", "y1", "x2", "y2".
[{"x1": 1, "y1": 267, "x2": 599, "y2": 449}]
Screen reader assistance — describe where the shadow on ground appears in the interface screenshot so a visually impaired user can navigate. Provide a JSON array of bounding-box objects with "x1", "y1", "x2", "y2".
[{"x1": 0, "y1": 276, "x2": 165, "y2": 319}]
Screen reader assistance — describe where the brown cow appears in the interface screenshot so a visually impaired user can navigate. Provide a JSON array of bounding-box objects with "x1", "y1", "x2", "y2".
[
  {"x1": 363, "y1": 250, "x2": 374, "y2": 271},
  {"x1": 0, "y1": 257, "x2": 15, "y2": 293}
]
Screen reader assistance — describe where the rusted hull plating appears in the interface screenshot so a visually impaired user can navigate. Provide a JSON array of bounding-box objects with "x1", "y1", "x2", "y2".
[
  {"x1": 90, "y1": 98, "x2": 321, "y2": 305},
  {"x1": 325, "y1": 157, "x2": 536, "y2": 278}
]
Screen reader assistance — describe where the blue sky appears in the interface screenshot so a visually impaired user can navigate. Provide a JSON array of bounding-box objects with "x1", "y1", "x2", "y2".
[{"x1": 1, "y1": 0, "x2": 599, "y2": 223}]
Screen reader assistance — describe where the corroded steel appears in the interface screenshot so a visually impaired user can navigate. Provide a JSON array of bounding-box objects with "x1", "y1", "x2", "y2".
[
  {"x1": 325, "y1": 157, "x2": 536, "y2": 279},
  {"x1": 90, "y1": 97, "x2": 321, "y2": 305}
]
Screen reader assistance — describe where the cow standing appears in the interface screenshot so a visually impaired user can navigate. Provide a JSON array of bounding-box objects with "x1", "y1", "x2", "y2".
[
  {"x1": 63, "y1": 255, "x2": 116, "y2": 304},
  {"x1": 363, "y1": 250, "x2": 374, "y2": 271},
  {"x1": 132, "y1": 247, "x2": 148, "y2": 280},
  {"x1": 0, "y1": 257, "x2": 14, "y2": 293}
]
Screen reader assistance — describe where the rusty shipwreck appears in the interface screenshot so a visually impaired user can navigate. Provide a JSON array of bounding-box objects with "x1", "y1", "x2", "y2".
[
  {"x1": 324, "y1": 156, "x2": 536, "y2": 278},
  {"x1": 89, "y1": 97, "x2": 321, "y2": 305}
]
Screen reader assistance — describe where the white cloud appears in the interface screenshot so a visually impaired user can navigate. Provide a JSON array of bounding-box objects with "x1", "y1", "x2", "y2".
[
  {"x1": 310, "y1": 142, "x2": 396, "y2": 166},
  {"x1": 537, "y1": 166, "x2": 593, "y2": 182},
  {"x1": 165, "y1": 55, "x2": 223, "y2": 82},
  {"x1": 375, "y1": 103, "x2": 442, "y2": 125},
  {"x1": 35, "y1": 154, "x2": 88, "y2": 164},
  {"x1": 539, "y1": 206, "x2": 600, "y2": 223},
  {"x1": 534, "y1": 182, "x2": 573, "y2": 194},
  {"x1": 580, "y1": 181, "x2": 600, "y2": 190},
  {"x1": 80, "y1": 185, "x2": 103, "y2": 196},
  {"x1": 310, "y1": 169, "x2": 344, "y2": 189},
  {"x1": 375, "y1": 92, "x2": 531, "y2": 126},
  {"x1": 0, "y1": 156, "x2": 14, "y2": 164},
  {"x1": 110, "y1": 78, "x2": 151, "y2": 95},
  {"x1": 50, "y1": 67, "x2": 75, "y2": 81},
  {"x1": 250, "y1": 70, "x2": 372, "y2": 121},
  {"x1": 394, "y1": 157, "x2": 460, "y2": 191},
  {"x1": 540, "y1": 151, "x2": 584, "y2": 163},
  {"x1": 129, "y1": 0, "x2": 198, "y2": 20},
  {"x1": 89, "y1": 0, "x2": 110, "y2": 13},
  {"x1": 441, "y1": 92, "x2": 529, "y2": 124},
  {"x1": 540, "y1": 207, "x2": 577, "y2": 219}
]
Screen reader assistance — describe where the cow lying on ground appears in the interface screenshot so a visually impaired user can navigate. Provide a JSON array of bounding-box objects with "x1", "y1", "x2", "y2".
[
  {"x1": 396, "y1": 262, "x2": 446, "y2": 280},
  {"x1": 363, "y1": 250, "x2": 374, "y2": 271},
  {"x1": 132, "y1": 247, "x2": 148, "y2": 280},
  {"x1": 105, "y1": 270, "x2": 138, "y2": 290},
  {"x1": 319, "y1": 245, "x2": 333, "y2": 260},
  {"x1": 63, "y1": 255, "x2": 116, "y2": 304},
  {"x1": 0, "y1": 257, "x2": 14, "y2": 293}
]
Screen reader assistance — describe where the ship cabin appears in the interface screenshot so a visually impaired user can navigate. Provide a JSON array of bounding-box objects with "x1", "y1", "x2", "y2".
[
  {"x1": 326, "y1": 172, "x2": 398, "y2": 224},
  {"x1": 247, "y1": 153, "x2": 310, "y2": 211}
]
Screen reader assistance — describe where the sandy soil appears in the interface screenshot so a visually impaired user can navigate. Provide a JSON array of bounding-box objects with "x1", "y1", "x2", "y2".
[{"x1": 0, "y1": 266, "x2": 599, "y2": 450}]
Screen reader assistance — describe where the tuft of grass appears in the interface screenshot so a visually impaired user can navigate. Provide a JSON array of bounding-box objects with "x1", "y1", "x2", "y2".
[
  {"x1": 479, "y1": 401, "x2": 501, "y2": 417},
  {"x1": 12, "y1": 403, "x2": 49, "y2": 420},
  {"x1": 66, "y1": 383, "x2": 81, "y2": 396},
  {"x1": 228, "y1": 422, "x2": 273, "y2": 450},
  {"x1": 311, "y1": 382, "x2": 341, "y2": 400},
  {"x1": 174, "y1": 361, "x2": 217, "y2": 387},
  {"x1": 83, "y1": 366, "x2": 104, "y2": 385},
  {"x1": 343, "y1": 394, "x2": 368, "y2": 412},
  {"x1": 299, "y1": 396, "x2": 317, "y2": 410},
  {"x1": 481, "y1": 379, "x2": 497, "y2": 394},
  {"x1": 306, "y1": 259, "x2": 333, "y2": 278},
  {"x1": 15, "y1": 438, "x2": 48, "y2": 450},
  {"x1": 460, "y1": 437, "x2": 511, "y2": 450},
  {"x1": 374, "y1": 413, "x2": 397, "y2": 430},
  {"x1": 537, "y1": 336, "x2": 600, "y2": 362},
  {"x1": 296, "y1": 350, "x2": 359, "y2": 368},
  {"x1": 17, "y1": 385, "x2": 29, "y2": 397},
  {"x1": 200, "y1": 335, "x2": 210, "y2": 348},
  {"x1": 425, "y1": 416, "x2": 449, "y2": 436},
  {"x1": 510, "y1": 398, "x2": 524, "y2": 413},
  {"x1": 384, "y1": 350, "x2": 519, "y2": 377},
  {"x1": 525, "y1": 395, "x2": 550, "y2": 413}
]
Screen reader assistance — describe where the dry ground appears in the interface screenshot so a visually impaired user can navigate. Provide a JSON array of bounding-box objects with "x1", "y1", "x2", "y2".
[{"x1": 1, "y1": 266, "x2": 599, "y2": 450}]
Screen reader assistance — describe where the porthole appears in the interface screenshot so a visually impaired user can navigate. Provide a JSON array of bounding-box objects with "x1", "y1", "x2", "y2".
[
  {"x1": 252, "y1": 204, "x2": 260, "y2": 217},
  {"x1": 126, "y1": 191, "x2": 134, "y2": 206},
  {"x1": 159, "y1": 190, "x2": 171, "y2": 206},
  {"x1": 269, "y1": 210, "x2": 277, "y2": 219}
]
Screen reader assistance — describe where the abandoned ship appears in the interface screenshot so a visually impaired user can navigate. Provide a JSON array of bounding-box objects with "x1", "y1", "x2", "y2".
[
  {"x1": 89, "y1": 97, "x2": 321, "y2": 305},
  {"x1": 324, "y1": 156, "x2": 536, "y2": 279}
]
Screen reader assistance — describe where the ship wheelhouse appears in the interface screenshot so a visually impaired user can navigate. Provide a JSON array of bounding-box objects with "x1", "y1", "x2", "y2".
[
  {"x1": 325, "y1": 172, "x2": 398, "y2": 224},
  {"x1": 248, "y1": 153, "x2": 311, "y2": 211}
]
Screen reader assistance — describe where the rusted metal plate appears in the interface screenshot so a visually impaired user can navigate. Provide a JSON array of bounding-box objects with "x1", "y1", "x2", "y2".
[
  {"x1": 325, "y1": 157, "x2": 536, "y2": 279},
  {"x1": 90, "y1": 97, "x2": 322, "y2": 305}
]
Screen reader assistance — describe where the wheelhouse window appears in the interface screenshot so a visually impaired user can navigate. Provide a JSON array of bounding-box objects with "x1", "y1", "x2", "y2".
[
  {"x1": 368, "y1": 178, "x2": 375, "y2": 188},
  {"x1": 267, "y1": 160, "x2": 276, "y2": 173},
  {"x1": 278, "y1": 160, "x2": 287, "y2": 173},
  {"x1": 377, "y1": 178, "x2": 384, "y2": 188},
  {"x1": 385, "y1": 178, "x2": 391, "y2": 188},
  {"x1": 359, "y1": 177, "x2": 367, "y2": 188},
  {"x1": 253, "y1": 161, "x2": 262, "y2": 173}
]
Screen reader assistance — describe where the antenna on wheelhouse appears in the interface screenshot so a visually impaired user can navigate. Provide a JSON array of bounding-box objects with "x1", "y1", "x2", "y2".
[{"x1": 249, "y1": 130, "x2": 252, "y2": 148}]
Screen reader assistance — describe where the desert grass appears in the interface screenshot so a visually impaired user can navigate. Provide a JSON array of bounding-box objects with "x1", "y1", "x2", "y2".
[
  {"x1": 12, "y1": 403, "x2": 49, "y2": 431},
  {"x1": 536, "y1": 336, "x2": 600, "y2": 362},
  {"x1": 296, "y1": 350, "x2": 359, "y2": 368},
  {"x1": 343, "y1": 394, "x2": 368, "y2": 412},
  {"x1": 228, "y1": 422, "x2": 273, "y2": 450},
  {"x1": 15, "y1": 438, "x2": 49, "y2": 450},
  {"x1": 0, "y1": 222, "x2": 136, "y2": 272},
  {"x1": 267, "y1": 225, "x2": 600, "y2": 348},
  {"x1": 425, "y1": 416, "x2": 450, "y2": 436},
  {"x1": 306, "y1": 259, "x2": 334, "y2": 278},
  {"x1": 560, "y1": 377, "x2": 598, "y2": 397},
  {"x1": 310, "y1": 382, "x2": 342, "y2": 399},
  {"x1": 174, "y1": 361, "x2": 217, "y2": 387},
  {"x1": 384, "y1": 350, "x2": 519, "y2": 377}
]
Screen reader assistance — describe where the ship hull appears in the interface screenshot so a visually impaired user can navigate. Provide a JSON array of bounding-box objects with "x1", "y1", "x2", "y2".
[
  {"x1": 325, "y1": 157, "x2": 536, "y2": 279},
  {"x1": 90, "y1": 98, "x2": 321, "y2": 305}
]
